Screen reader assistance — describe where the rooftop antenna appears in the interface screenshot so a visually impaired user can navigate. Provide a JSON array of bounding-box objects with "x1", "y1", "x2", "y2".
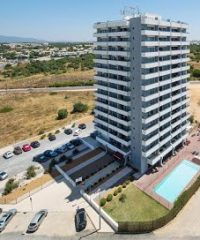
[{"x1": 120, "y1": 6, "x2": 141, "y2": 19}]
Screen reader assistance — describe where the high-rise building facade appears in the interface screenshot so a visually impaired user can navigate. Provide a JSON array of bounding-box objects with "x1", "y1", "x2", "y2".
[{"x1": 94, "y1": 13, "x2": 190, "y2": 174}]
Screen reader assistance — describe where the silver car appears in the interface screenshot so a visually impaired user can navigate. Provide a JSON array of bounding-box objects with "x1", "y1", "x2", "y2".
[
  {"x1": 0, "y1": 209, "x2": 17, "y2": 232},
  {"x1": 27, "y1": 209, "x2": 48, "y2": 233},
  {"x1": 0, "y1": 171, "x2": 8, "y2": 181}
]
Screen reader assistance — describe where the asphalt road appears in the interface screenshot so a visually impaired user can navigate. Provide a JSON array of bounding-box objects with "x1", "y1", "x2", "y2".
[
  {"x1": 0, "y1": 86, "x2": 96, "y2": 94},
  {"x1": 0, "y1": 121, "x2": 95, "y2": 178},
  {"x1": 0, "y1": 81, "x2": 199, "y2": 94}
]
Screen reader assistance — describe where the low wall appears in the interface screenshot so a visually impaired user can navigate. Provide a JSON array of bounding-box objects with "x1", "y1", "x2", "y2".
[
  {"x1": 55, "y1": 165, "x2": 76, "y2": 187},
  {"x1": 80, "y1": 190, "x2": 118, "y2": 232}
]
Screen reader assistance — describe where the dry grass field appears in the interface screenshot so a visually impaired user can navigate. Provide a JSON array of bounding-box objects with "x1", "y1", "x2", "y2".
[
  {"x1": 190, "y1": 83, "x2": 200, "y2": 122},
  {"x1": 0, "y1": 69, "x2": 94, "y2": 89},
  {"x1": 0, "y1": 82, "x2": 199, "y2": 149},
  {"x1": 0, "y1": 91, "x2": 95, "y2": 147}
]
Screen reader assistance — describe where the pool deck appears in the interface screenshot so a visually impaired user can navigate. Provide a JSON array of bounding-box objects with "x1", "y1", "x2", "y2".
[{"x1": 134, "y1": 128, "x2": 200, "y2": 209}]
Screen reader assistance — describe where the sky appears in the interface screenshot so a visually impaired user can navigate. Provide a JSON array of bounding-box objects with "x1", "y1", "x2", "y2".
[{"x1": 0, "y1": 0, "x2": 199, "y2": 41}]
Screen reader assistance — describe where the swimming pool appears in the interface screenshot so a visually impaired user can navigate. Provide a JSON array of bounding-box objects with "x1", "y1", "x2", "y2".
[{"x1": 154, "y1": 160, "x2": 200, "y2": 203}]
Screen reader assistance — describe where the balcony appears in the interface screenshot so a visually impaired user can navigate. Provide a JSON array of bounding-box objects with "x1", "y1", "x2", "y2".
[
  {"x1": 159, "y1": 126, "x2": 171, "y2": 137},
  {"x1": 94, "y1": 20, "x2": 129, "y2": 29},
  {"x1": 94, "y1": 67, "x2": 131, "y2": 77},
  {"x1": 142, "y1": 82, "x2": 159, "y2": 91},
  {"x1": 96, "y1": 136, "x2": 130, "y2": 155},
  {"x1": 142, "y1": 92, "x2": 159, "y2": 102},
  {"x1": 142, "y1": 144, "x2": 159, "y2": 158},
  {"x1": 94, "y1": 41, "x2": 130, "y2": 47},
  {"x1": 96, "y1": 84, "x2": 131, "y2": 97},
  {"x1": 93, "y1": 49, "x2": 131, "y2": 57},
  {"x1": 95, "y1": 109, "x2": 131, "y2": 126},
  {"x1": 94, "y1": 59, "x2": 130, "y2": 67},
  {"x1": 95, "y1": 92, "x2": 130, "y2": 106},
  {"x1": 95, "y1": 126, "x2": 131, "y2": 147},
  {"x1": 94, "y1": 75, "x2": 131, "y2": 87},
  {"x1": 95, "y1": 101, "x2": 131, "y2": 116},
  {"x1": 142, "y1": 133, "x2": 159, "y2": 146},
  {"x1": 142, "y1": 112, "x2": 160, "y2": 124},
  {"x1": 95, "y1": 118, "x2": 131, "y2": 137},
  {"x1": 142, "y1": 102, "x2": 160, "y2": 113},
  {"x1": 142, "y1": 124, "x2": 159, "y2": 135}
]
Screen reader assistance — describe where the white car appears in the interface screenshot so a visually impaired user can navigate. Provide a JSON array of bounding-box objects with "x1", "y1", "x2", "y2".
[
  {"x1": 73, "y1": 129, "x2": 81, "y2": 136},
  {"x1": 0, "y1": 171, "x2": 8, "y2": 181},
  {"x1": 0, "y1": 209, "x2": 17, "y2": 232},
  {"x1": 3, "y1": 151, "x2": 14, "y2": 159}
]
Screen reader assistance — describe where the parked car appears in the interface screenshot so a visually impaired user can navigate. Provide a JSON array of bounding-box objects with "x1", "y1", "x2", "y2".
[
  {"x1": 33, "y1": 154, "x2": 49, "y2": 163},
  {"x1": 66, "y1": 143, "x2": 75, "y2": 150},
  {"x1": 0, "y1": 209, "x2": 17, "y2": 232},
  {"x1": 3, "y1": 151, "x2": 14, "y2": 159},
  {"x1": 30, "y1": 141, "x2": 40, "y2": 149},
  {"x1": 54, "y1": 147, "x2": 66, "y2": 154},
  {"x1": 64, "y1": 128, "x2": 73, "y2": 135},
  {"x1": 44, "y1": 150, "x2": 58, "y2": 158},
  {"x1": 75, "y1": 208, "x2": 87, "y2": 232},
  {"x1": 73, "y1": 129, "x2": 81, "y2": 136},
  {"x1": 48, "y1": 134, "x2": 56, "y2": 141},
  {"x1": 22, "y1": 144, "x2": 32, "y2": 152},
  {"x1": 70, "y1": 138, "x2": 82, "y2": 146},
  {"x1": 27, "y1": 209, "x2": 48, "y2": 233},
  {"x1": 13, "y1": 146, "x2": 22, "y2": 155},
  {"x1": 78, "y1": 123, "x2": 86, "y2": 130},
  {"x1": 0, "y1": 171, "x2": 8, "y2": 181}
]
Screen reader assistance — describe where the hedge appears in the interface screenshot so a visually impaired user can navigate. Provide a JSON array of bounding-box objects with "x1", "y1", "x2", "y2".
[{"x1": 118, "y1": 175, "x2": 200, "y2": 233}]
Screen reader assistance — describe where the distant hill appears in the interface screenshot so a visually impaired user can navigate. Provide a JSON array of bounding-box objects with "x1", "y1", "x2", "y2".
[{"x1": 0, "y1": 35, "x2": 45, "y2": 43}]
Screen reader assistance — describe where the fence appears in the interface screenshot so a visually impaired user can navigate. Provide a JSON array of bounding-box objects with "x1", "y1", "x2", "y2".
[
  {"x1": 118, "y1": 175, "x2": 200, "y2": 233},
  {"x1": 2, "y1": 179, "x2": 56, "y2": 205},
  {"x1": 80, "y1": 189, "x2": 118, "y2": 232}
]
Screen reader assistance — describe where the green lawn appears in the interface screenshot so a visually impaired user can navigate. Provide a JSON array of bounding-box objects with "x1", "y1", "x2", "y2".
[{"x1": 103, "y1": 184, "x2": 169, "y2": 222}]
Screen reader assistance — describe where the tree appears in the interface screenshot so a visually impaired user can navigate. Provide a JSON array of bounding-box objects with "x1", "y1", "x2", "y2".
[
  {"x1": 72, "y1": 102, "x2": 88, "y2": 113},
  {"x1": 3, "y1": 178, "x2": 19, "y2": 195},
  {"x1": 189, "y1": 115, "x2": 194, "y2": 124},
  {"x1": 57, "y1": 108, "x2": 68, "y2": 120}
]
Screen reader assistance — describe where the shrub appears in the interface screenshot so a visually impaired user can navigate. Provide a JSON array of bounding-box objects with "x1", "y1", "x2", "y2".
[
  {"x1": 125, "y1": 180, "x2": 130, "y2": 185},
  {"x1": 3, "y1": 178, "x2": 19, "y2": 195},
  {"x1": 64, "y1": 95, "x2": 69, "y2": 99},
  {"x1": 189, "y1": 115, "x2": 194, "y2": 124},
  {"x1": 100, "y1": 198, "x2": 106, "y2": 206},
  {"x1": 55, "y1": 129, "x2": 60, "y2": 134},
  {"x1": 57, "y1": 108, "x2": 68, "y2": 120},
  {"x1": 122, "y1": 183, "x2": 127, "y2": 188},
  {"x1": 49, "y1": 92, "x2": 57, "y2": 95},
  {"x1": 0, "y1": 106, "x2": 13, "y2": 113},
  {"x1": 72, "y1": 102, "x2": 88, "y2": 113},
  {"x1": 106, "y1": 194, "x2": 113, "y2": 202},
  {"x1": 113, "y1": 190, "x2": 118, "y2": 196},
  {"x1": 40, "y1": 134, "x2": 46, "y2": 139},
  {"x1": 38, "y1": 129, "x2": 45, "y2": 135},
  {"x1": 119, "y1": 193, "x2": 127, "y2": 203},
  {"x1": 26, "y1": 166, "x2": 36, "y2": 179},
  {"x1": 118, "y1": 186, "x2": 122, "y2": 193},
  {"x1": 72, "y1": 122, "x2": 76, "y2": 128}
]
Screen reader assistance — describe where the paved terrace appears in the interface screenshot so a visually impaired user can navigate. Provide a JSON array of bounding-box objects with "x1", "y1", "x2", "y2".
[{"x1": 134, "y1": 129, "x2": 200, "y2": 209}]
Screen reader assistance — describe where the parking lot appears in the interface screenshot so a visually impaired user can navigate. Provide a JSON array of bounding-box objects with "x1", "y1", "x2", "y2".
[
  {"x1": 0, "y1": 178, "x2": 113, "y2": 238},
  {"x1": 0, "y1": 120, "x2": 95, "y2": 178}
]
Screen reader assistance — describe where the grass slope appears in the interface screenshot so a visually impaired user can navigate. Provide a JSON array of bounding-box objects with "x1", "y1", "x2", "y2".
[{"x1": 104, "y1": 184, "x2": 169, "y2": 222}]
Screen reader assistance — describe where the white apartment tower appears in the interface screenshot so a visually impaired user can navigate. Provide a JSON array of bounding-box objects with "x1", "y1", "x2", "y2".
[{"x1": 94, "y1": 13, "x2": 190, "y2": 174}]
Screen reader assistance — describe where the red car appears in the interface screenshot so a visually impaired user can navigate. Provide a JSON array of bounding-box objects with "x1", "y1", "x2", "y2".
[{"x1": 22, "y1": 144, "x2": 32, "y2": 152}]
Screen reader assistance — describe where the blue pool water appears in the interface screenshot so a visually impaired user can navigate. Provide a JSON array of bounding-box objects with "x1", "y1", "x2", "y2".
[{"x1": 154, "y1": 160, "x2": 200, "y2": 203}]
